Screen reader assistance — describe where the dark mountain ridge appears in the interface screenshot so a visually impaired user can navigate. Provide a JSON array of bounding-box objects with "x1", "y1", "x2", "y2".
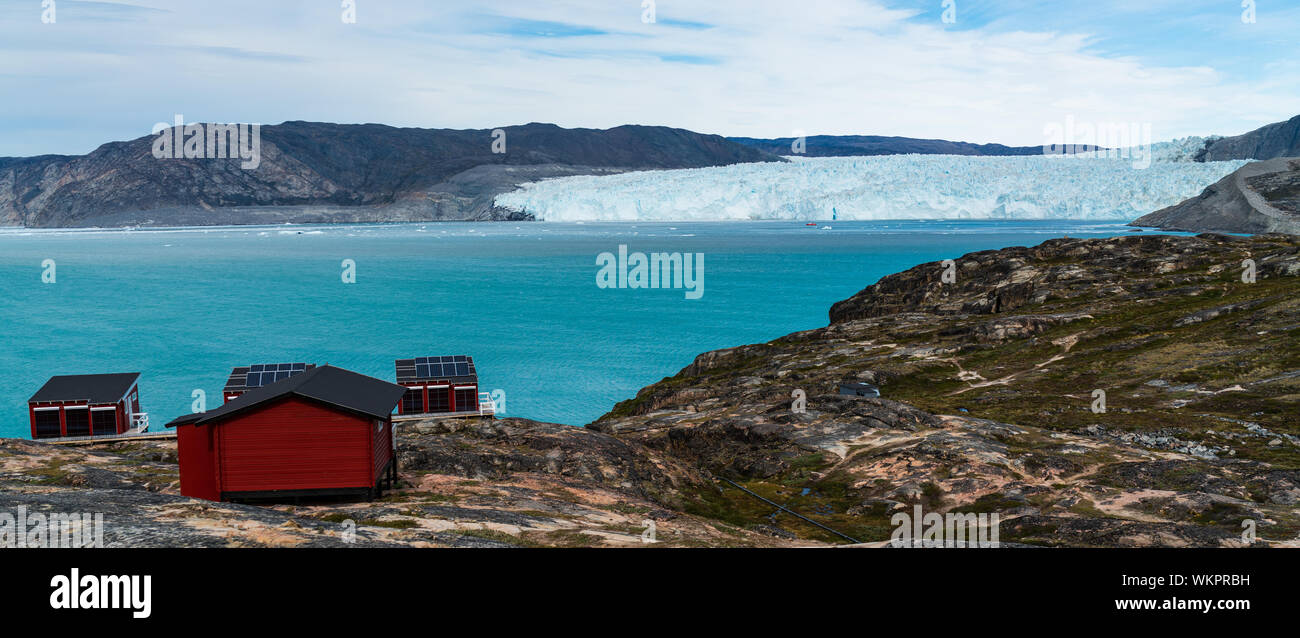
[
  {"x1": 0, "y1": 121, "x2": 783, "y2": 228},
  {"x1": 1195, "y1": 114, "x2": 1300, "y2": 162}
]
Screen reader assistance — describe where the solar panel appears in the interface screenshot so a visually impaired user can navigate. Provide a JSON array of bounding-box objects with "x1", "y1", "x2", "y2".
[
  {"x1": 406, "y1": 356, "x2": 474, "y2": 380},
  {"x1": 244, "y1": 363, "x2": 308, "y2": 388}
]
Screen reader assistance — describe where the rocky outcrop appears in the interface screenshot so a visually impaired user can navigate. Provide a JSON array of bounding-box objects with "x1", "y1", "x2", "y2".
[
  {"x1": 0, "y1": 425, "x2": 799, "y2": 548},
  {"x1": 1132, "y1": 158, "x2": 1300, "y2": 234},
  {"x1": 0, "y1": 122, "x2": 782, "y2": 228},
  {"x1": 595, "y1": 233, "x2": 1300, "y2": 547},
  {"x1": 1195, "y1": 114, "x2": 1300, "y2": 162}
]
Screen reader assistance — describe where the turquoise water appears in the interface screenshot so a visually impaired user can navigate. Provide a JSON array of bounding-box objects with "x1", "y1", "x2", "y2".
[{"x1": 0, "y1": 220, "x2": 1157, "y2": 438}]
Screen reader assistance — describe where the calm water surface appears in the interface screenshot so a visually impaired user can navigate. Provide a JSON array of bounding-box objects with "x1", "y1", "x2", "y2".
[{"x1": 0, "y1": 220, "x2": 1164, "y2": 437}]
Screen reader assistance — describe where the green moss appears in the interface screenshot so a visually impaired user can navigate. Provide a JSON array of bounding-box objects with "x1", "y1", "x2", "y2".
[
  {"x1": 360, "y1": 518, "x2": 419, "y2": 529},
  {"x1": 460, "y1": 528, "x2": 537, "y2": 547},
  {"x1": 951, "y1": 492, "x2": 1023, "y2": 515}
]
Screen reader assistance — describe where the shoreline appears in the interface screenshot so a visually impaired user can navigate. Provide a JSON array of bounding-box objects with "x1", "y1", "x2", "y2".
[{"x1": 0, "y1": 217, "x2": 1148, "y2": 234}]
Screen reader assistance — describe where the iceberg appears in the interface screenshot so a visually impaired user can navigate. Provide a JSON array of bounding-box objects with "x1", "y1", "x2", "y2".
[{"x1": 494, "y1": 154, "x2": 1249, "y2": 222}]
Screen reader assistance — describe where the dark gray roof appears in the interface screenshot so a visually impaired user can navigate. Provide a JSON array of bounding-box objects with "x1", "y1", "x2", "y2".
[
  {"x1": 166, "y1": 365, "x2": 405, "y2": 428},
  {"x1": 29, "y1": 373, "x2": 140, "y2": 404}
]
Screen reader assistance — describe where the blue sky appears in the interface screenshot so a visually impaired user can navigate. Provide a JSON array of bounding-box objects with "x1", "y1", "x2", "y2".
[{"x1": 1, "y1": 0, "x2": 1297, "y2": 156}]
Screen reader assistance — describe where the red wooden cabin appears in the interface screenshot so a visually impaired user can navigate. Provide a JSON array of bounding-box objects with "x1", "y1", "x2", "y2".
[
  {"x1": 28, "y1": 373, "x2": 145, "y2": 440},
  {"x1": 221, "y1": 362, "x2": 315, "y2": 402},
  {"x1": 166, "y1": 365, "x2": 406, "y2": 502},
  {"x1": 394, "y1": 355, "x2": 482, "y2": 417}
]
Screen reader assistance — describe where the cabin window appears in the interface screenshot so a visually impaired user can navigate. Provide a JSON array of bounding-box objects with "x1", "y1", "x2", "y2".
[
  {"x1": 401, "y1": 388, "x2": 424, "y2": 414},
  {"x1": 454, "y1": 389, "x2": 477, "y2": 411},
  {"x1": 64, "y1": 408, "x2": 91, "y2": 437},
  {"x1": 92, "y1": 409, "x2": 117, "y2": 435},
  {"x1": 427, "y1": 388, "x2": 450, "y2": 413},
  {"x1": 33, "y1": 410, "x2": 61, "y2": 439}
]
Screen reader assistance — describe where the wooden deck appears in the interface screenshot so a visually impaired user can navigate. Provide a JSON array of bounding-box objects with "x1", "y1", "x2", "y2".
[
  {"x1": 43, "y1": 429, "x2": 176, "y2": 446},
  {"x1": 393, "y1": 410, "x2": 495, "y2": 423}
]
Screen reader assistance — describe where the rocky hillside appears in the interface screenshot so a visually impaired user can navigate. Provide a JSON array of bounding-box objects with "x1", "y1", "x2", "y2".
[
  {"x1": 1133, "y1": 158, "x2": 1300, "y2": 234},
  {"x1": 1196, "y1": 114, "x2": 1300, "y2": 162},
  {"x1": 597, "y1": 233, "x2": 1300, "y2": 547},
  {"x1": 0, "y1": 122, "x2": 781, "y2": 228},
  {"x1": 4, "y1": 234, "x2": 1298, "y2": 547},
  {"x1": 727, "y1": 134, "x2": 1084, "y2": 157}
]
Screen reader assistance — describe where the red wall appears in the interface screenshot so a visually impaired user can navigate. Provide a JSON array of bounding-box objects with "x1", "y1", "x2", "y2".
[
  {"x1": 176, "y1": 423, "x2": 219, "y2": 501},
  {"x1": 176, "y1": 397, "x2": 394, "y2": 501}
]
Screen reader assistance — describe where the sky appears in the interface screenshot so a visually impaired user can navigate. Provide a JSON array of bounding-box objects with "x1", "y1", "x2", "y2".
[{"x1": 1, "y1": 0, "x2": 1297, "y2": 156}]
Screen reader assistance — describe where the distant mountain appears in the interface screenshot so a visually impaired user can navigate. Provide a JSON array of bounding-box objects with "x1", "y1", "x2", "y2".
[
  {"x1": 1195, "y1": 114, "x2": 1300, "y2": 162},
  {"x1": 0, "y1": 122, "x2": 782, "y2": 227},
  {"x1": 1132, "y1": 157, "x2": 1300, "y2": 234},
  {"x1": 727, "y1": 134, "x2": 1088, "y2": 157}
]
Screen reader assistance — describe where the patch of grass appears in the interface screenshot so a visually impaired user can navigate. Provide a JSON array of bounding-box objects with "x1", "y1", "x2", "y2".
[
  {"x1": 951, "y1": 492, "x2": 1023, "y2": 515},
  {"x1": 360, "y1": 518, "x2": 419, "y2": 529},
  {"x1": 1068, "y1": 499, "x2": 1107, "y2": 518},
  {"x1": 459, "y1": 528, "x2": 536, "y2": 547},
  {"x1": 28, "y1": 459, "x2": 80, "y2": 486},
  {"x1": 535, "y1": 529, "x2": 603, "y2": 548}
]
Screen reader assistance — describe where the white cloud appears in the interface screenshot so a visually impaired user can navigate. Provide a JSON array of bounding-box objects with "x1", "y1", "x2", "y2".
[{"x1": 0, "y1": 0, "x2": 1296, "y2": 155}]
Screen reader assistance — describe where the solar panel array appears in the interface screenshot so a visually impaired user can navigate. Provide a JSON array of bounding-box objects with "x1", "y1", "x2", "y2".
[
  {"x1": 415, "y1": 356, "x2": 470, "y2": 379},
  {"x1": 244, "y1": 363, "x2": 308, "y2": 388}
]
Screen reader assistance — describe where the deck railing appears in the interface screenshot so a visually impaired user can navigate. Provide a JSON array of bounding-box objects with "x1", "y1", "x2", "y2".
[
  {"x1": 477, "y1": 392, "x2": 496, "y2": 417},
  {"x1": 130, "y1": 413, "x2": 150, "y2": 432}
]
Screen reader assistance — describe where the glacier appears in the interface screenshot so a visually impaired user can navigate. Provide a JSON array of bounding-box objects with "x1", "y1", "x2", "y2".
[{"x1": 493, "y1": 154, "x2": 1249, "y2": 222}]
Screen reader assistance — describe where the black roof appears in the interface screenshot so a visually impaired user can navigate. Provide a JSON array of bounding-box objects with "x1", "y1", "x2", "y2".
[
  {"x1": 29, "y1": 373, "x2": 140, "y2": 404},
  {"x1": 395, "y1": 355, "x2": 478, "y2": 384},
  {"x1": 166, "y1": 365, "x2": 405, "y2": 428}
]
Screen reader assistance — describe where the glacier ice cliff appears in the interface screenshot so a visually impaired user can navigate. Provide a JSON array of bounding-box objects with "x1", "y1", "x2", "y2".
[{"x1": 494, "y1": 155, "x2": 1249, "y2": 222}]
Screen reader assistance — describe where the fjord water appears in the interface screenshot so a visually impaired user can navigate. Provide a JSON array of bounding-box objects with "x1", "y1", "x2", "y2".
[{"x1": 0, "y1": 220, "x2": 1155, "y2": 438}]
